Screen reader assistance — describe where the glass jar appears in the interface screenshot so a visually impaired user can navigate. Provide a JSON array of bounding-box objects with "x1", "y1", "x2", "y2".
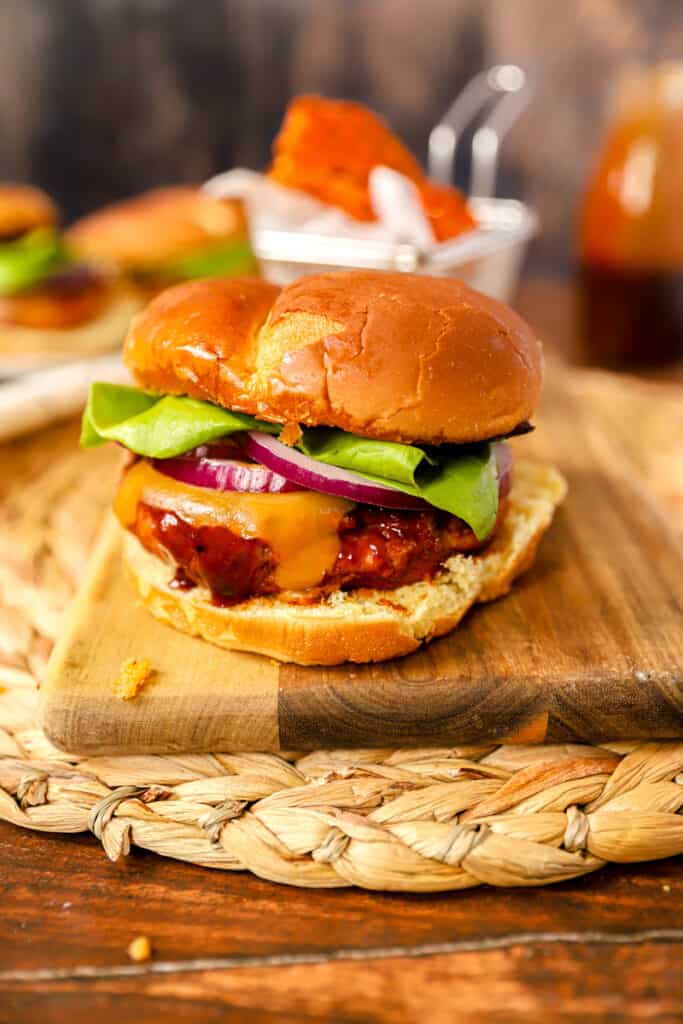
[{"x1": 578, "y1": 63, "x2": 683, "y2": 367}]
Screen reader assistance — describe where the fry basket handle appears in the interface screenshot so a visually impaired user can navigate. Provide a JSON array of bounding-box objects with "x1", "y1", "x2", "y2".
[{"x1": 428, "y1": 65, "x2": 532, "y2": 198}]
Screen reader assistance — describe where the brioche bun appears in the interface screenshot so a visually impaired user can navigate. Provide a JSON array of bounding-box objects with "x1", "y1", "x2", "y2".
[
  {"x1": 122, "y1": 461, "x2": 567, "y2": 665},
  {"x1": 0, "y1": 184, "x2": 58, "y2": 237},
  {"x1": 66, "y1": 187, "x2": 250, "y2": 271},
  {"x1": 125, "y1": 271, "x2": 544, "y2": 444}
]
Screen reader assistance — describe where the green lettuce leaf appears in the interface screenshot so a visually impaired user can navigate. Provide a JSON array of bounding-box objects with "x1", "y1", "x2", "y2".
[
  {"x1": 0, "y1": 228, "x2": 70, "y2": 295},
  {"x1": 80, "y1": 383, "x2": 500, "y2": 538},
  {"x1": 299, "y1": 427, "x2": 430, "y2": 486},
  {"x1": 167, "y1": 239, "x2": 259, "y2": 280},
  {"x1": 416, "y1": 447, "x2": 499, "y2": 539},
  {"x1": 301, "y1": 427, "x2": 498, "y2": 539},
  {"x1": 80, "y1": 382, "x2": 278, "y2": 458}
]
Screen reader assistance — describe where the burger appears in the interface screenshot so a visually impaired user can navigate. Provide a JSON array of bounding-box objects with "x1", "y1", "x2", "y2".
[
  {"x1": 82, "y1": 270, "x2": 567, "y2": 665},
  {"x1": 0, "y1": 183, "x2": 140, "y2": 366},
  {"x1": 67, "y1": 186, "x2": 258, "y2": 299}
]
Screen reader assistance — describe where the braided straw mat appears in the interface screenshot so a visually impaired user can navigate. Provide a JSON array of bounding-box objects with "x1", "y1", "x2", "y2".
[{"x1": 1, "y1": 368, "x2": 683, "y2": 892}]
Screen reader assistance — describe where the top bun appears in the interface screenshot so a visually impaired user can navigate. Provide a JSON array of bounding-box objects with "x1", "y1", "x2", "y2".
[
  {"x1": 0, "y1": 184, "x2": 58, "y2": 238},
  {"x1": 125, "y1": 270, "x2": 544, "y2": 444},
  {"x1": 66, "y1": 187, "x2": 249, "y2": 270}
]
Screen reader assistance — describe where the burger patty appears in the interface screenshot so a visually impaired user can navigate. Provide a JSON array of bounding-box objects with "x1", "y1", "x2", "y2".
[
  {"x1": 130, "y1": 498, "x2": 508, "y2": 606},
  {"x1": 0, "y1": 266, "x2": 111, "y2": 329}
]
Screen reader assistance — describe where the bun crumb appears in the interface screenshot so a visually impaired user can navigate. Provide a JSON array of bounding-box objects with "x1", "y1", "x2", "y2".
[
  {"x1": 113, "y1": 658, "x2": 154, "y2": 700},
  {"x1": 127, "y1": 935, "x2": 152, "y2": 962}
]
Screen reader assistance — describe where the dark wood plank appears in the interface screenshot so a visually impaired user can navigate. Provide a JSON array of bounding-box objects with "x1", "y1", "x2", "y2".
[
  {"x1": 3, "y1": 942, "x2": 683, "y2": 1024},
  {"x1": 3, "y1": 820, "x2": 683, "y2": 974}
]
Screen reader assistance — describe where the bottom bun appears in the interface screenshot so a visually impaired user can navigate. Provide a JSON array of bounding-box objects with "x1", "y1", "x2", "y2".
[
  {"x1": 122, "y1": 460, "x2": 568, "y2": 666},
  {"x1": 0, "y1": 288, "x2": 141, "y2": 375}
]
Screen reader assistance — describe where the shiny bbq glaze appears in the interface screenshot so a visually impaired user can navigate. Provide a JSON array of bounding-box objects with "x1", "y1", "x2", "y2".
[
  {"x1": 329, "y1": 504, "x2": 497, "y2": 591},
  {"x1": 133, "y1": 503, "x2": 278, "y2": 605},
  {"x1": 131, "y1": 496, "x2": 508, "y2": 606}
]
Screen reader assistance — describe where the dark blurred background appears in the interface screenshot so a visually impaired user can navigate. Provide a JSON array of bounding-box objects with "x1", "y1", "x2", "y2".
[{"x1": 1, "y1": 0, "x2": 681, "y2": 272}]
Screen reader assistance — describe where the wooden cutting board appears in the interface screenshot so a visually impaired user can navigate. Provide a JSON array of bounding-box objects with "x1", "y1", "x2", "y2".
[{"x1": 39, "y1": 367, "x2": 683, "y2": 754}]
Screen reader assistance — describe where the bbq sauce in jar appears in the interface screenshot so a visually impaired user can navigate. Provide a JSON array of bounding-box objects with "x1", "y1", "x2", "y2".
[{"x1": 578, "y1": 64, "x2": 683, "y2": 368}]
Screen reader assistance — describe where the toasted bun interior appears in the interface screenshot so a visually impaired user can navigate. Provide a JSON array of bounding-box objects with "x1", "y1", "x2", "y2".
[
  {"x1": 122, "y1": 460, "x2": 567, "y2": 666},
  {"x1": 126, "y1": 271, "x2": 544, "y2": 444}
]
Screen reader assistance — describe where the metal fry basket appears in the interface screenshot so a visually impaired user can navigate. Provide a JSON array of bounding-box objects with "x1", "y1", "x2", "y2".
[{"x1": 252, "y1": 65, "x2": 537, "y2": 302}]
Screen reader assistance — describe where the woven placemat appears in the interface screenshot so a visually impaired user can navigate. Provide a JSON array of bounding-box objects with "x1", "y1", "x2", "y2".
[{"x1": 1, "y1": 378, "x2": 683, "y2": 892}]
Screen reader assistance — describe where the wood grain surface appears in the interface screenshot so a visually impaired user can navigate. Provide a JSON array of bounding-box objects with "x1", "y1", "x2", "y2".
[
  {"x1": 40, "y1": 366, "x2": 683, "y2": 755},
  {"x1": 42, "y1": 516, "x2": 282, "y2": 753},
  {"x1": 6, "y1": 945, "x2": 683, "y2": 1024},
  {"x1": 2, "y1": 822, "x2": 682, "y2": 1023},
  {"x1": 4, "y1": 944, "x2": 683, "y2": 1024}
]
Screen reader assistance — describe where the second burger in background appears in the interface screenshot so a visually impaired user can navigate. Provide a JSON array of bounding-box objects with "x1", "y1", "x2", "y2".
[
  {"x1": 0, "y1": 183, "x2": 141, "y2": 367},
  {"x1": 67, "y1": 187, "x2": 259, "y2": 299}
]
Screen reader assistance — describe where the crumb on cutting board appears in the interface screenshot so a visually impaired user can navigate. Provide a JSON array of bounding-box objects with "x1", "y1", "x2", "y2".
[
  {"x1": 112, "y1": 658, "x2": 154, "y2": 700},
  {"x1": 127, "y1": 935, "x2": 152, "y2": 962}
]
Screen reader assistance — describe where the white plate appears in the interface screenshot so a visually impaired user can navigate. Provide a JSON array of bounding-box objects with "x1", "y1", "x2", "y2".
[{"x1": 0, "y1": 353, "x2": 131, "y2": 443}]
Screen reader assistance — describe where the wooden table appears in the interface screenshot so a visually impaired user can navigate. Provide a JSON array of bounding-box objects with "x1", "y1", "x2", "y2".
[
  {"x1": 2, "y1": 277, "x2": 683, "y2": 1023},
  {"x1": 3, "y1": 825, "x2": 683, "y2": 1022}
]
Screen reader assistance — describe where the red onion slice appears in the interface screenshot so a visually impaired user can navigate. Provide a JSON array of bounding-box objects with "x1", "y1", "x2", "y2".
[
  {"x1": 151, "y1": 452, "x2": 301, "y2": 493},
  {"x1": 496, "y1": 442, "x2": 513, "y2": 498},
  {"x1": 151, "y1": 435, "x2": 513, "y2": 510},
  {"x1": 244, "y1": 432, "x2": 431, "y2": 509}
]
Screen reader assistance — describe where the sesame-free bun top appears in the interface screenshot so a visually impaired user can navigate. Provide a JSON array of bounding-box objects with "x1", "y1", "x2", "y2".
[
  {"x1": 66, "y1": 187, "x2": 250, "y2": 270},
  {"x1": 125, "y1": 270, "x2": 544, "y2": 444},
  {"x1": 0, "y1": 184, "x2": 58, "y2": 238}
]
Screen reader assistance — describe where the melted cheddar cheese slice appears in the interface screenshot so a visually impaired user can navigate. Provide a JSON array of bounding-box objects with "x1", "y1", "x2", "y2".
[{"x1": 114, "y1": 460, "x2": 353, "y2": 591}]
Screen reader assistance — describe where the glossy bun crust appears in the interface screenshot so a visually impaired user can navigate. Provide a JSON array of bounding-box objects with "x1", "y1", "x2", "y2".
[
  {"x1": 0, "y1": 184, "x2": 58, "y2": 238},
  {"x1": 125, "y1": 270, "x2": 544, "y2": 444},
  {"x1": 66, "y1": 187, "x2": 250, "y2": 270}
]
